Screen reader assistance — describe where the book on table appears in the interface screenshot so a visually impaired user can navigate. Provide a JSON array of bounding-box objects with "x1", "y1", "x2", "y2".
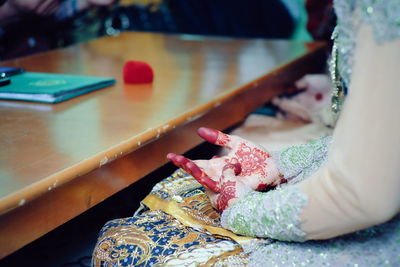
[{"x1": 0, "y1": 72, "x2": 115, "y2": 104}]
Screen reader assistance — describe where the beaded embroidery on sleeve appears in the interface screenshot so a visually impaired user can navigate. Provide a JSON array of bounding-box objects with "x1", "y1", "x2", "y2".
[
  {"x1": 221, "y1": 136, "x2": 331, "y2": 242},
  {"x1": 273, "y1": 136, "x2": 332, "y2": 184},
  {"x1": 221, "y1": 185, "x2": 308, "y2": 242}
]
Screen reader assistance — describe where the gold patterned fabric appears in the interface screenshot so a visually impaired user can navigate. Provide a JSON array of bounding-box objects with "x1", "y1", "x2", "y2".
[{"x1": 92, "y1": 169, "x2": 255, "y2": 266}]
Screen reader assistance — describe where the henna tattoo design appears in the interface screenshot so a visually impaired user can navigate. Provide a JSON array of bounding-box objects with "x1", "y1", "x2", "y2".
[
  {"x1": 226, "y1": 143, "x2": 271, "y2": 176},
  {"x1": 216, "y1": 180, "x2": 237, "y2": 211},
  {"x1": 216, "y1": 132, "x2": 231, "y2": 146}
]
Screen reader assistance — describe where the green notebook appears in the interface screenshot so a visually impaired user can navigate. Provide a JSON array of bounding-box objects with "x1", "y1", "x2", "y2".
[{"x1": 0, "y1": 72, "x2": 115, "y2": 103}]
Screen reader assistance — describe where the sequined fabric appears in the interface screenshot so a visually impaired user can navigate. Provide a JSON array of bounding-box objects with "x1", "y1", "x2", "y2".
[
  {"x1": 221, "y1": 185, "x2": 308, "y2": 242},
  {"x1": 360, "y1": 0, "x2": 400, "y2": 43},
  {"x1": 245, "y1": 214, "x2": 400, "y2": 266},
  {"x1": 272, "y1": 136, "x2": 332, "y2": 184},
  {"x1": 330, "y1": 0, "x2": 400, "y2": 114}
]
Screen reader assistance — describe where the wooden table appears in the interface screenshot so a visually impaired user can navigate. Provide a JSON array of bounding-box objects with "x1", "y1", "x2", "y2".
[{"x1": 0, "y1": 32, "x2": 326, "y2": 258}]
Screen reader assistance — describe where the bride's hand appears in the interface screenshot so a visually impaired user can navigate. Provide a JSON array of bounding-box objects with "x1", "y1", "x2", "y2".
[
  {"x1": 205, "y1": 163, "x2": 253, "y2": 211},
  {"x1": 167, "y1": 127, "x2": 286, "y2": 210}
]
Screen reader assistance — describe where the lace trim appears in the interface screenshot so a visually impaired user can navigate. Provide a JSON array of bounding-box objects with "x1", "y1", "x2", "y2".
[
  {"x1": 221, "y1": 184, "x2": 308, "y2": 242},
  {"x1": 272, "y1": 136, "x2": 332, "y2": 184}
]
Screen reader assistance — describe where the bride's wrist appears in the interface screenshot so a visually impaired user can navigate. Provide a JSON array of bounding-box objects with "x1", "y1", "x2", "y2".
[{"x1": 268, "y1": 152, "x2": 290, "y2": 183}]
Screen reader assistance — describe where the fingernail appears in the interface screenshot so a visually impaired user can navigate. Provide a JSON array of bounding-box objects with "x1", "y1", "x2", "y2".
[
  {"x1": 175, "y1": 155, "x2": 184, "y2": 163},
  {"x1": 198, "y1": 127, "x2": 218, "y2": 143},
  {"x1": 186, "y1": 161, "x2": 194, "y2": 169}
]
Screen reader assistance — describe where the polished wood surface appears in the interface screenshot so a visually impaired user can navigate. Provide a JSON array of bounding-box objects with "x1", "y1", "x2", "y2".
[{"x1": 0, "y1": 32, "x2": 326, "y2": 257}]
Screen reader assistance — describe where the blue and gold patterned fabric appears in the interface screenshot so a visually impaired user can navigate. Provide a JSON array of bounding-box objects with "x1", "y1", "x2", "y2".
[{"x1": 92, "y1": 169, "x2": 252, "y2": 266}]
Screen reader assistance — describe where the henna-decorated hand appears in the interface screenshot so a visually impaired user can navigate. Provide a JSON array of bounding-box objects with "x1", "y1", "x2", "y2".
[
  {"x1": 167, "y1": 127, "x2": 286, "y2": 210},
  {"x1": 206, "y1": 164, "x2": 253, "y2": 211}
]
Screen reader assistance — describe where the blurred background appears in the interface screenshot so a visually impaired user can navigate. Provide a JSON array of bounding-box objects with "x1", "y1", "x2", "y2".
[{"x1": 0, "y1": 0, "x2": 335, "y2": 61}]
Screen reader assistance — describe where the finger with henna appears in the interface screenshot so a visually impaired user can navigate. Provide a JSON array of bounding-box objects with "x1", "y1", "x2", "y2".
[{"x1": 167, "y1": 153, "x2": 220, "y2": 193}]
